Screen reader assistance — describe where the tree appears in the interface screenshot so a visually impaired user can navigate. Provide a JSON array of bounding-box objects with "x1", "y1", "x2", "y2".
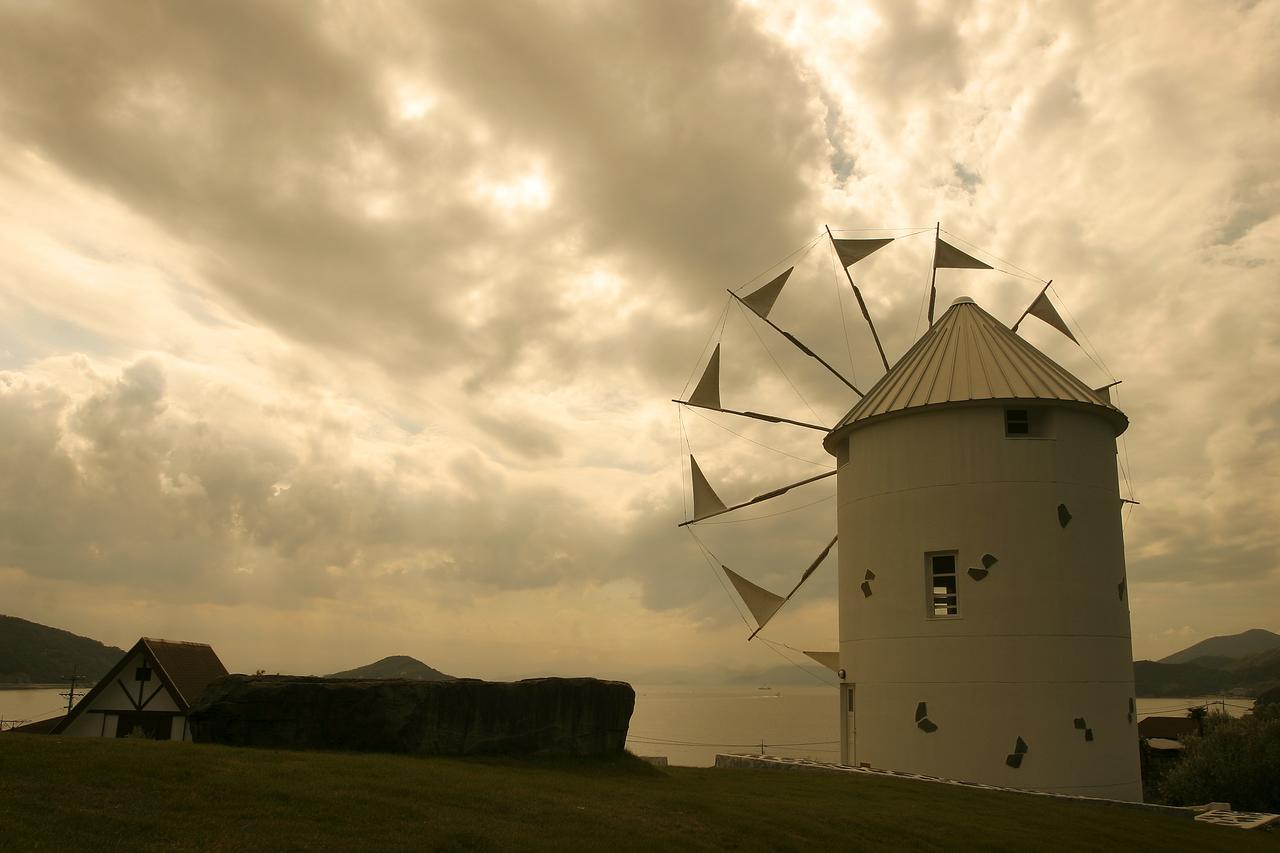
[{"x1": 1158, "y1": 704, "x2": 1280, "y2": 811}]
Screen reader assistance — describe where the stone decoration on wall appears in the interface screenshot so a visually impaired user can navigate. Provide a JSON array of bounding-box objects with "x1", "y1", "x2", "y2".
[
  {"x1": 915, "y1": 701, "x2": 938, "y2": 733},
  {"x1": 1057, "y1": 503, "x2": 1072, "y2": 528},
  {"x1": 968, "y1": 553, "x2": 998, "y2": 581},
  {"x1": 861, "y1": 569, "x2": 876, "y2": 598},
  {"x1": 1074, "y1": 717, "x2": 1094, "y2": 742},
  {"x1": 1005, "y1": 735, "x2": 1029, "y2": 768}
]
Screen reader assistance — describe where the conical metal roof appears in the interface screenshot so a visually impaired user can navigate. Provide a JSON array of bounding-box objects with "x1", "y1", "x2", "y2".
[{"x1": 824, "y1": 297, "x2": 1126, "y2": 452}]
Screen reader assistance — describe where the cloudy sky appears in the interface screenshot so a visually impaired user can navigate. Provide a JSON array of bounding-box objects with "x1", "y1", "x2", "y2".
[{"x1": 1, "y1": 0, "x2": 1276, "y2": 681}]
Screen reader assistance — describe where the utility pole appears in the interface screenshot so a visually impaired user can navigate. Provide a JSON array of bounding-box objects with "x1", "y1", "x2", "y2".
[{"x1": 61, "y1": 669, "x2": 81, "y2": 714}]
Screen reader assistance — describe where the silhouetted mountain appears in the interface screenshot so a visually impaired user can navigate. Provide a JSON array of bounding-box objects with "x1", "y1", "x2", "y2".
[
  {"x1": 1133, "y1": 660, "x2": 1235, "y2": 697},
  {"x1": 0, "y1": 614, "x2": 125, "y2": 684},
  {"x1": 326, "y1": 655, "x2": 454, "y2": 681},
  {"x1": 1136, "y1": 629, "x2": 1280, "y2": 697},
  {"x1": 1158, "y1": 628, "x2": 1280, "y2": 665}
]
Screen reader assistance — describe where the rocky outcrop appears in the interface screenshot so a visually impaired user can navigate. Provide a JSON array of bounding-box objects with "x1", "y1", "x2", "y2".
[{"x1": 187, "y1": 675, "x2": 634, "y2": 756}]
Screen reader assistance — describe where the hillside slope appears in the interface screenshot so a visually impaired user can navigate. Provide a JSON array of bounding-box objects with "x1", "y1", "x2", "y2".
[
  {"x1": 326, "y1": 655, "x2": 454, "y2": 681},
  {"x1": 0, "y1": 615, "x2": 124, "y2": 684},
  {"x1": 0, "y1": 738, "x2": 1270, "y2": 852},
  {"x1": 1159, "y1": 629, "x2": 1280, "y2": 665}
]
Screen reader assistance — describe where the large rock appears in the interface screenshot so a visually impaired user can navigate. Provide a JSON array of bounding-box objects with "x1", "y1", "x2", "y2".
[{"x1": 187, "y1": 675, "x2": 635, "y2": 756}]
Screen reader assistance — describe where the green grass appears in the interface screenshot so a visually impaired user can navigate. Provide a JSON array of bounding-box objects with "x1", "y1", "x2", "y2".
[{"x1": 0, "y1": 737, "x2": 1275, "y2": 852}]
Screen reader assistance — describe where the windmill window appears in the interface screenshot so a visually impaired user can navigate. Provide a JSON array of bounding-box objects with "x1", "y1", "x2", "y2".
[
  {"x1": 1005, "y1": 408, "x2": 1051, "y2": 438},
  {"x1": 926, "y1": 552, "x2": 959, "y2": 618}
]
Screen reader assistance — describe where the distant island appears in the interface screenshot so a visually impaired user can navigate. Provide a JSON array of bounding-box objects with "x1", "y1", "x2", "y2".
[
  {"x1": 326, "y1": 655, "x2": 455, "y2": 681},
  {"x1": 1134, "y1": 628, "x2": 1280, "y2": 697},
  {"x1": 0, "y1": 614, "x2": 125, "y2": 685}
]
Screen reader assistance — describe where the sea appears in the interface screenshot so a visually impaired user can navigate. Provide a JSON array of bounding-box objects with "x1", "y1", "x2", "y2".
[{"x1": 1, "y1": 684, "x2": 1255, "y2": 767}]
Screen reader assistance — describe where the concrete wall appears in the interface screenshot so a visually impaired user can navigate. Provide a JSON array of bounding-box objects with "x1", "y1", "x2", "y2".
[{"x1": 836, "y1": 402, "x2": 1141, "y2": 800}]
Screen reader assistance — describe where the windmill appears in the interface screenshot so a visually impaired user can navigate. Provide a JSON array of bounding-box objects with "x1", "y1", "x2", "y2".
[{"x1": 675, "y1": 224, "x2": 1143, "y2": 801}]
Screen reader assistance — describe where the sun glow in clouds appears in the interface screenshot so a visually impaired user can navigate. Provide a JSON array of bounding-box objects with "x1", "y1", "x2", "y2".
[{"x1": 477, "y1": 169, "x2": 553, "y2": 214}]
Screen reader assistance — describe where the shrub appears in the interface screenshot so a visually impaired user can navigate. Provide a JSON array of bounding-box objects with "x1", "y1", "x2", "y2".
[{"x1": 1158, "y1": 704, "x2": 1280, "y2": 811}]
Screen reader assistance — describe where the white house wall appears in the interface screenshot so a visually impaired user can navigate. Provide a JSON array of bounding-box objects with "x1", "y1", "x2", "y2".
[
  {"x1": 837, "y1": 403, "x2": 1141, "y2": 801},
  {"x1": 61, "y1": 651, "x2": 184, "y2": 738}
]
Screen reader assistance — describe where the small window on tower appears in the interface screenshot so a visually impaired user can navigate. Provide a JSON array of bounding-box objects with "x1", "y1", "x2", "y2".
[
  {"x1": 926, "y1": 552, "x2": 959, "y2": 618},
  {"x1": 1005, "y1": 407, "x2": 1052, "y2": 438},
  {"x1": 1005, "y1": 409, "x2": 1030, "y2": 436}
]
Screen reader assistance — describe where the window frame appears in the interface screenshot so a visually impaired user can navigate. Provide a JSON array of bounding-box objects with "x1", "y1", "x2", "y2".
[
  {"x1": 1005, "y1": 406, "x2": 1053, "y2": 439},
  {"x1": 925, "y1": 550, "x2": 960, "y2": 619}
]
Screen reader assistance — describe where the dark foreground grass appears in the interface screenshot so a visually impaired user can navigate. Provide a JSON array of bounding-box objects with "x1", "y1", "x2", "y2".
[{"x1": 0, "y1": 737, "x2": 1275, "y2": 852}]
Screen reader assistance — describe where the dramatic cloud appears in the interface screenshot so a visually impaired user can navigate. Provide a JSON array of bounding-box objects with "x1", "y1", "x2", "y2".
[{"x1": 0, "y1": 0, "x2": 1276, "y2": 677}]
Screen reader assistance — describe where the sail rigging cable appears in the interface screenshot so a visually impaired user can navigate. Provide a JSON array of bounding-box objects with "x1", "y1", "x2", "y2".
[
  {"x1": 677, "y1": 470, "x2": 837, "y2": 527},
  {"x1": 736, "y1": 301, "x2": 824, "y2": 423},
  {"x1": 685, "y1": 528, "x2": 754, "y2": 630},
  {"x1": 678, "y1": 404, "x2": 833, "y2": 467},
  {"x1": 828, "y1": 234, "x2": 857, "y2": 383},
  {"x1": 730, "y1": 289, "x2": 864, "y2": 396},
  {"x1": 680, "y1": 299, "x2": 731, "y2": 400},
  {"x1": 675, "y1": 399, "x2": 828, "y2": 433},
  {"x1": 940, "y1": 227, "x2": 1047, "y2": 283},
  {"x1": 731, "y1": 233, "x2": 824, "y2": 295},
  {"x1": 696, "y1": 489, "x2": 834, "y2": 522},
  {"x1": 825, "y1": 226, "x2": 893, "y2": 372},
  {"x1": 758, "y1": 637, "x2": 839, "y2": 686}
]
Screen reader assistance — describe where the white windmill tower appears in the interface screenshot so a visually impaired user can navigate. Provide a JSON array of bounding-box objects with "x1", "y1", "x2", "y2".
[{"x1": 677, "y1": 225, "x2": 1142, "y2": 801}]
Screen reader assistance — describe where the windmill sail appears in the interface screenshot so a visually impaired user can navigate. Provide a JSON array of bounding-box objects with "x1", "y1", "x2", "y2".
[
  {"x1": 802, "y1": 651, "x2": 840, "y2": 672},
  {"x1": 741, "y1": 268, "x2": 792, "y2": 319},
  {"x1": 688, "y1": 344, "x2": 720, "y2": 408},
  {"x1": 832, "y1": 237, "x2": 892, "y2": 267},
  {"x1": 929, "y1": 236, "x2": 993, "y2": 325},
  {"x1": 722, "y1": 565, "x2": 785, "y2": 629},
  {"x1": 934, "y1": 238, "x2": 992, "y2": 270},
  {"x1": 1021, "y1": 291, "x2": 1077, "y2": 343},
  {"x1": 689, "y1": 455, "x2": 727, "y2": 520}
]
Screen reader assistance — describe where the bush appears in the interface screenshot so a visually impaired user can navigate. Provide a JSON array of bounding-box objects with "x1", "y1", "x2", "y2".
[{"x1": 1158, "y1": 704, "x2": 1280, "y2": 811}]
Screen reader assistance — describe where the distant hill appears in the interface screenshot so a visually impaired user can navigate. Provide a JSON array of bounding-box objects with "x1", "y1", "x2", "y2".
[
  {"x1": 326, "y1": 655, "x2": 454, "y2": 681},
  {"x1": 1133, "y1": 660, "x2": 1234, "y2": 697},
  {"x1": 1136, "y1": 628, "x2": 1280, "y2": 697},
  {"x1": 0, "y1": 615, "x2": 125, "y2": 684},
  {"x1": 1158, "y1": 628, "x2": 1280, "y2": 665}
]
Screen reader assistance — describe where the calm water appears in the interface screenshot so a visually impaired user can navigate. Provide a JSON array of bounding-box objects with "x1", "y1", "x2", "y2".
[
  {"x1": 622, "y1": 687, "x2": 1255, "y2": 767},
  {"x1": 1, "y1": 686, "x2": 1254, "y2": 765},
  {"x1": 0, "y1": 687, "x2": 76, "y2": 727}
]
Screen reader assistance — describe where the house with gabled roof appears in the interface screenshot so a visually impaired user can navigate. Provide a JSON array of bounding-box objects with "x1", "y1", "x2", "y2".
[{"x1": 51, "y1": 637, "x2": 228, "y2": 741}]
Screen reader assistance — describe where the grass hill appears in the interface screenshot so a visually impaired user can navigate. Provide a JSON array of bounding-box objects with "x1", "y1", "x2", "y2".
[
  {"x1": 1159, "y1": 628, "x2": 1280, "y2": 665},
  {"x1": 0, "y1": 737, "x2": 1270, "y2": 852},
  {"x1": 1136, "y1": 628, "x2": 1280, "y2": 697},
  {"x1": 0, "y1": 614, "x2": 124, "y2": 684},
  {"x1": 326, "y1": 654, "x2": 454, "y2": 681}
]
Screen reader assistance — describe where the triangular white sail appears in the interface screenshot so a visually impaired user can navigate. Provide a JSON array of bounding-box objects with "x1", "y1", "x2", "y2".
[
  {"x1": 688, "y1": 344, "x2": 721, "y2": 408},
  {"x1": 833, "y1": 237, "x2": 892, "y2": 267},
  {"x1": 722, "y1": 565, "x2": 785, "y2": 629},
  {"x1": 1024, "y1": 291, "x2": 1077, "y2": 343},
  {"x1": 934, "y1": 238, "x2": 992, "y2": 270},
  {"x1": 741, "y1": 268, "x2": 792, "y2": 319},
  {"x1": 689, "y1": 455, "x2": 727, "y2": 520},
  {"x1": 802, "y1": 651, "x2": 840, "y2": 673}
]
